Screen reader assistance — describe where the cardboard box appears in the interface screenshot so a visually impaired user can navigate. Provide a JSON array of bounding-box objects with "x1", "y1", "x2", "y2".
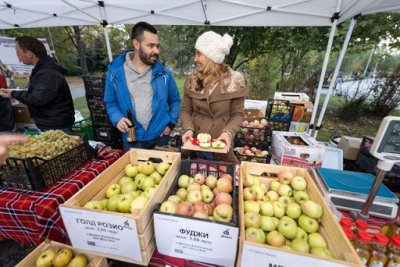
[
  {"x1": 244, "y1": 109, "x2": 264, "y2": 121},
  {"x1": 16, "y1": 241, "x2": 108, "y2": 267},
  {"x1": 289, "y1": 121, "x2": 309, "y2": 133},
  {"x1": 271, "y1": 131, "x2": 326, "y2": 168},
  {"x1": 338, "y1": 136, "x2": 362, "y2": 160},
  {"x1": 237, "y1": 162, "x2": 363, "y2": 267},
  {"x1": 153, "y1": 160, "x2": 239, "y2": 267},
  {"x1": 60, "y1": 149, "x2": 181, "y2": 265},
  {"x1": 274, "y1": 92, "x2": 310, "y2": 103},
  {"x1": 13, "y1": 103, "x2": 34, "y2": 123}
]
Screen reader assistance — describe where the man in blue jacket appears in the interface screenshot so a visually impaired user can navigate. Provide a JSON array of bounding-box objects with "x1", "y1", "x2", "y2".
[{"x1": 104, "y1": 22, "x2": 181, "y2": 151}]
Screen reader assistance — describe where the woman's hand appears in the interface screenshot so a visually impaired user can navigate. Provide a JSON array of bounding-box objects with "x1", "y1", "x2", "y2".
[
  {"x1": 217, "y1": 131, "x2": 232, "y2": 149},
  {"x1": 182, "y1": 129, "x2": 194, "y2": 144}
]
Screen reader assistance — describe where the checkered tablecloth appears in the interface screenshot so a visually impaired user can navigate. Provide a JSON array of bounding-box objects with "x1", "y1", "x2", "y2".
[{"x1": 0, "y1": 149, "x2": 124, "y2": 246}]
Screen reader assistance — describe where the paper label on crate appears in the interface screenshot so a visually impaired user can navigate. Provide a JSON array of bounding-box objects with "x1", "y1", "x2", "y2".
[
  {"x1": 241, "y1": 243, "x2": 348, "y2": 267},
  {"x1": 154, "y1": 213, "x2": 239, "y2": 267},
  {"x1": 60, "y1": 207, "x2": 142, "y2": 262}
]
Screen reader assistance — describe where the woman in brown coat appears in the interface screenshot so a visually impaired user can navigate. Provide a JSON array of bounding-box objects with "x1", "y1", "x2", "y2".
[{"x1": 181, "y1": 31, "x2": 249, "y2": 164}]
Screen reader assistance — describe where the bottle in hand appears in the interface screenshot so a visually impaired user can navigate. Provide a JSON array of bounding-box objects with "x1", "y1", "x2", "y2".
[{"x1": 126, "y1": 109, "x2": 136, "y2": 143}]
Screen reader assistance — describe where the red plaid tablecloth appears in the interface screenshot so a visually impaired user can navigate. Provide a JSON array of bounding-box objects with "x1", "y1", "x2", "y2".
[{"x1": 0, "y1": 149, "x2": 124, "y2": 246}]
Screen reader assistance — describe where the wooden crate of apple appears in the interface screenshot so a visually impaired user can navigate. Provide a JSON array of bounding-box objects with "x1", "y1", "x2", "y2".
[
  {"x1": 16, "y1": 241, "x2": 108, "y2": 267},
  {"x1": 238, "y1": 162, "x2": 362, "y2": 266},
  {"x1": 159, "y1": 171, "x2": 235, "y2": 223}
]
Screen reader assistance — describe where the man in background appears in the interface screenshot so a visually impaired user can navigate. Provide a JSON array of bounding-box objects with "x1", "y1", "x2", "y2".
[
  {"x1": 0, "y1": 66, "x2": 14, "y2": 132},
  {"x1": 104, "y1": 22, "x2": 181, "y2": 150},
  {"x1": 0, "y1": 36, "x2": 74, "y2": 132}
]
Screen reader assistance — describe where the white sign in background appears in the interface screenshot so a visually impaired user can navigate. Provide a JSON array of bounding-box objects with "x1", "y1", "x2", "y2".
[
  {"x1": 59, "y1": 207, "x2": 142, "y2": 262},
  {"x1": 154, "y1": 213, "x2": 239, "y2": 267}
]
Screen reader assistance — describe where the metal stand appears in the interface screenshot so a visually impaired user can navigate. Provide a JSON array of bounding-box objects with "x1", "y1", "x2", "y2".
[{"x1": 350, "y1": 168, "x2": 387, "y2": 220}]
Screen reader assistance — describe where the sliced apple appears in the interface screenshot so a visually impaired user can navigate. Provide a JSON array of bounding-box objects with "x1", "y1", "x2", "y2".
[
  {"x1": 199, "y1": 142, "x2": 211, "y2": 149},
  {"x1": 212, "y1": 140, "x2": 226, "y2": 149}
]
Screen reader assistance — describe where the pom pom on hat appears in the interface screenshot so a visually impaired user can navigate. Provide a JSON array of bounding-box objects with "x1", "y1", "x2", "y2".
[{"x1": 195, "y1": 31, "x2": 234, "y2": 64}]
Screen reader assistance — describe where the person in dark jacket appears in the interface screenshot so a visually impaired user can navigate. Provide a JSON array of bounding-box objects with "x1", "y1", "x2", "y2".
[
  {"x1": 0, "y1": 36, "x2": 74, "y2": 132},
  {"x1": 0, "y1": 67, "x2": 14, "y2": 132}
]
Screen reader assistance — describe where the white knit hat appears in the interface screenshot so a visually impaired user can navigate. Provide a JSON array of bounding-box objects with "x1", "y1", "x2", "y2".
[{"x1": 195, "y1": 31, "x2": 234, "y2": 64}]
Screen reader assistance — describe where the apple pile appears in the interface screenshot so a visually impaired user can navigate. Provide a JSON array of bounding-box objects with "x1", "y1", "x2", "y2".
[
  {"x1": 83, "y1": 160, "x2": 170, "y2": 213},
  {"x1": 35, "y1": 247, "x2": 88, "y2": 267},
  {"x1": 241, "y1": 119, "x2": 268, "y2": 128},
  {"x1": 242, "y1": 170, "x2": 334, "y2": 259},
  {"x1": 234, "y1": 145, "x2": 268, "y2": 158},
  {"x1": 159, "y1": 172, "x2": 234, "y2": 223}
]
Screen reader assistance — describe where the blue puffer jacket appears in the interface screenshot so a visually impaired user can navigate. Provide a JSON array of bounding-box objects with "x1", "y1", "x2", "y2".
[{"x1": 104, "y1": 51, "x2": 181, "y2": 142}]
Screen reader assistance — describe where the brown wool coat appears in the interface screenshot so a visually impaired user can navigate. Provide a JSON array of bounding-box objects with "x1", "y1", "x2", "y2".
[{"x1": 180, "y1": 67, "x2": 249, "y2": 163}]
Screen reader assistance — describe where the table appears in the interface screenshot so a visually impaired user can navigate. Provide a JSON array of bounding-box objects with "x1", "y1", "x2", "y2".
[{"x1": 0, "y1": 149, "x2": 123, "y2": 246}]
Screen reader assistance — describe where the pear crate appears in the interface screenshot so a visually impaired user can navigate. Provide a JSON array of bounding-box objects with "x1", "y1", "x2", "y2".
[
  {"x1": 59, "y1": 148, "x2": 181, "y2": 265},
  {"x1": 16, "y1": 241, "x2": 108, "y2": 267},
  {"x1": 237, "y1": 161, "x2": 363, "y2": 267}
]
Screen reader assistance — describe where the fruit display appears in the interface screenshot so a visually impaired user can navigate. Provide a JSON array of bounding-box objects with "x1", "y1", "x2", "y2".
[
  {"x1": 190, "y1": 133, "x2": 226, "y2": 149},
  {"x1": 34, "y1": 247, "x2": 88, "y2": 267},
  {"x1": 83, "y1": 160, "x2": 170, "y2": 213},
  {"x1": 8, "y1": 130, "x2": 81, "y2": 160},
  {"x1": 236, "y1": 120, "x2": 269, "y2": 143},
  {"x1": 234, "y1": 145, "x2": 269, "y2": 163},
  {"x1": 241, "y1": 169, "x2": 334, "y2": 259}
]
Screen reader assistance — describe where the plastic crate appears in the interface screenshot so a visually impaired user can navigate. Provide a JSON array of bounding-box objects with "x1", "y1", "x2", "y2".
[
  {"x1": 234, "y1": 150, "x2": 271, "y2": 163},
  {"x1": 359, "y1": 135, "x2": 374, "y2": 154},
  {"x1": 0, "y1": 139, "x2": 92, "y2": 191},
  {"x1": 72, "y1": 118, "x2": 94, "y2": 140},
  {"x1": 93, "y1": 125, "x2": 120, "y2": 142},
  {"x1": 86, "y1": 95, "x2": 107, "y2": 111},
  {"x1": 265, "y1": 99, "x2": 294, "y2": 123},
  {"x1": 90, "y1": 110, "x2": 111, "y2": 127},
  {"x1": 236, "y1": 126, "x2": 271, "y2": 145},
  {"x1": 82, "y1": 76, "x2": 105, "y2": 96}
]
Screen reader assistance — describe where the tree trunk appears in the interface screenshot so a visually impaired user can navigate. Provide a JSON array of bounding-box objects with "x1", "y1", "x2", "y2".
[{"x1": 73, "y1": 26, "x2": 88, "y2": 76}]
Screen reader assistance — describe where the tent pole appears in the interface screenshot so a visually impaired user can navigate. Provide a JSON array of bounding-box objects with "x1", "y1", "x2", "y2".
[
  {"x1": 308, "y1": 19, "x2": 338, "y2": 136},
  {"x1": 313, "y1": 17, "x2": 358, "y2": 139},
  {"x1": 103, "y1": 26, "x2": 113, "y2": 62}
]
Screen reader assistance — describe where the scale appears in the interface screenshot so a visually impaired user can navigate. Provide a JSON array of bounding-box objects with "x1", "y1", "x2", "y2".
[{"x1": 313, "y1": 168, "x2": 399, "y2": 219}]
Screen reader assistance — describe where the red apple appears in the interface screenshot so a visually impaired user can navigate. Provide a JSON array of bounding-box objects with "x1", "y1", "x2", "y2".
[
  {"x1": 176, "y1": 201, "x2": 194, "y2": 216},
  {"x1": 217, "y1": 177, "x2": 233, "y2": 193},
  {"x1": 277, "y1": 170, "x2": 294, "y2": 184},
  {"x1": 193, "y1": 201, "x2": 209, "y2": 214},
  {"x1": 215, "y1": 192, "x2": 233, "y2": 205}
]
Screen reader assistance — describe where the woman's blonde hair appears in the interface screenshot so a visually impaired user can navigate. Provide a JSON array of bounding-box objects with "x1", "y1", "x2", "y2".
[{"x1": 194, "y1": 57, "x2": 228, "y2": 91}]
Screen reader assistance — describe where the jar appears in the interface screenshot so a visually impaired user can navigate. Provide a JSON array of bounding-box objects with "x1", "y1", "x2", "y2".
[
  {"x1": 340, "y1": 217, "x2": 354, "y2": 230},
  {"x1": 355, "y1": 219, "x2": 369, "y2": 234},
  {"x1": 344, "y1": 227, "x2": 355, "y2": 242},
  {"x1": 354, "y1": 231, "x2": 372, "y2": 265},
  {"x1": 381, "y1": 218, "x2": 400, "y2": 239},
  {"x1": 368, "y1": 233, "x2": 389, "y2": 267},
  {"x1": 385, "y1": 235, "x2": 400, "y2": 267}
]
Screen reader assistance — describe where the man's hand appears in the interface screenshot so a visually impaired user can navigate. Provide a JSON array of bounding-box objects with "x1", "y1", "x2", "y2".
[
  {"x1": 0, "y1": 134, "x2": 30, "y2": 163},
  {"x1": 182, "y1": 129, "x2": 194, "y2": 144},
  {"x1": 116, "y1": 117, "x2": 132, "y2": 133},
  {"x1": 0, "y1": 88, "x2": 11, "y2": 98},
  {"x1": 217, "y1": 131, "x2": 232, "y2": 149}
]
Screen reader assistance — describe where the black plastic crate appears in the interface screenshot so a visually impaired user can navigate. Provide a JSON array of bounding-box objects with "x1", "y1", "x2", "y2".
[
  {"x1": 154, "y1": 159, "x2": 238, "y2": 226},
  {"x1": 265, "y1": 99, "x2": 295, "y2": 123},
  {"x1": 234, "y1": 149, "x2": 271, "y2": 163},
  {"x1": 90, "y1": 110, "x2": 111, "y2": 127},
  {"x1": 236, "y1": 126, "x2": 270, "y2": 143},
  {"x1": 86, "y1": 95, "x2": 107, "y2": 111},
  {"x1": 168, "y1": 134, "x2": 182, "y2": 149},
  {"x1": 82, "y1": 76, "x2": 105, "y2": 96},
  {"x1": 93, "y1": 125, "x2": 120, "y2": 143},
  {"x1": 0, "y1": 140, "x2": 92, "y2": 191}
]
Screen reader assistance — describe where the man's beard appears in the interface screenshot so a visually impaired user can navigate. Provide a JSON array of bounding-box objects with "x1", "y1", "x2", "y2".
[{"x1": 138, "y1": 46, "x2": 158, "y2": 66}]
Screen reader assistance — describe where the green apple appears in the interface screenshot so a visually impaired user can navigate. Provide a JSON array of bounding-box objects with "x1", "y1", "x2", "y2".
[
  {"x1": 291, "y1": 238, "x2": 310, "y2": 253},
  {"x1": 187, "y1": 182, "x2": 201, "y2": 191},
  {"x1": 266, "y1": 230, "x2": 286, "y2": 247},
  {"x1": 100, "y1": 199, "x2": 108, "y2": 209},
  {"x1": 168, "y1": 195, "x2": 182, "y2": 204},
  {"x1": 293, "y1": 190, "x2": 311, "y2": 204},
  {"x1": 301, "y1": 200, "x2": 323, "y2": 219},
  {"x1": 269, "y1": 180, "x2": 281, "y2": 192},
  {"x1": 52, "y1": 247, "x2": 73, "y2": 267},
  {"x1": 176, "y1": 188, "x2": 188, "y2": 201},
  {"x1": 129, "y1": 190, "x2": 141, "y2": 200},
  {"x1": 298, "y1": 214, "x2": 319, "y2": 233},
  {"x1": 260, "y1": 201, "x2": 274, "y2": 216},
  {"x1": 272, "y1": 201, "x2": 285, "y2": 218},
  {"x1": 295, "y1": 227, "x2": 308, "y2": 242},
  {"x1": 308, "y1": 232, "x2": 328, "y2": 248},
  {"x1": 106, "y1": 195, "x2": 119, "y2": 212},
  {"x1": 272, "y1": 217, "x2": 280, "y2": 228},
  {"x1": 244, "y1": 212, "x2": 261, "y2": 228},
  {"x1": 251, "y1": 184, "x2": 265, "y2": 200},
  {"x1": 244, "y1": 200, "x2": 260, "y2": 214},
  {"x1": 130, "y1": 195, "x2": 148, "y2": 211},
  {"x1": 36, "y1": 248, "x2": 56, "y2": 267},
  {"x1": 277, "y1": 196, "x2": 291, "y2": 207},
  {"x1": 286, "y1": 202, "x2": 302, "y2": 219},
  {"x1": 83, "y1": 200, "x2": 103, "y2": 210},
  {"x1": 205, "y1": 175, "x2": 218, "y2": 189},
  {"x1": 156, "y1": 162, "x2": 170, "y2": 175},
  {"x1": 124, "y1": 163, "x2": 138, "y2": 177},
  {"x1": 187, "y1": 189, "x2": 202, "y2": 203},
  {"x1": 291, "y1": 175, "x2": 307, "y2": 191},
  {"x1": 117, "y1": 194, "x2": 134, "y2": 213},
  {"x1": 266, "y1": 190, "x2": 279, "y2": 201},
  {"x1": 138, "y1": 161, "x2": 155, "y2": 175},
  {"x1": 105, "y1": 183, "x2": 121, "y2": 198},
  {"x1": 66, "y1": 254, "x2": 88, "y2": 267},
  {"x1": 142, "y1": 177, "x2": 155, "y2": 191},
  {"x1": 134, "y1": 173, "x2": 147, "y2": 189},
  {"x1": 194, "y1": 173, "x2": 206, "y2": 185},
  {"x1": 260, "y1": 216, "x2": 277, "y2": 231},
  {"x1": 202, "y1": 189, "x2": 214, "y2": 203},
  {"x1": 118, "y1": 176, "x2": 133, "y2": 186},
  {"x1": 310, "y1": 247, "x2": 333, "y2": 259},
  {"x1": 159, "y1": 200, "x2": 177, "y2": 214},
  {"x1": 243, "y1": 187, "x2": 257, "y2": 201},
  {"x1": 278, "y1": 184, "x2": 293, "y2": 197},
  {"x1": 278, "y1": 217, "x2": 298, "y2": 239},
  {"x1": 213, "y1": 203, "x2": 233, "y2": 222},
  {"x1": 245, "y1": 227, "x2": 265, "y2": 244},
  {"x1": 120, "y1": 181, "x2": 137, "y2": 194},
  {"x1": 150, "y1": 171, "x2": 163, "y2": 185},
  {"x1": 193, "y1": 210, "x2": 209, "y2": 219},
  {"x1": 243, "y1": 174, "x2": 256, "y2": 187},
  {"x1": 144, "y1": 187, "x2": 157, "y2": 198},
  {"x1": 178, "y1": 174, "x2": 190, "y2": 188}
]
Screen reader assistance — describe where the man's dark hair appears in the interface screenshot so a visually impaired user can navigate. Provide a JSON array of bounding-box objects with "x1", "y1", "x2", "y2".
[
  {"x1": 16, "y1": 36, "x2": 47, "y2": 58},
  {"x1": 131, "y1": 22, "x2": 157, "y2": 41}
]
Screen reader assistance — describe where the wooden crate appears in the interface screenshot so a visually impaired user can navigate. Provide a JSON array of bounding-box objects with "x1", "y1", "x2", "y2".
[
  {"x1": 16, "y1": 241, "x2": 108, "y2": 267},
  {"x1": 237, "y1": 162, "x2": 363, "y2": 267},
  {"x1": 59, "y1": 148, "x2": 180, "y2": 265}
]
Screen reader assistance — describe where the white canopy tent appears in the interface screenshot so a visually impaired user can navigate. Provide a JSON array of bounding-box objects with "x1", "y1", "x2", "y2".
[{"x1": 0, "y1": 0, "x2": 399, "y2": 138}]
